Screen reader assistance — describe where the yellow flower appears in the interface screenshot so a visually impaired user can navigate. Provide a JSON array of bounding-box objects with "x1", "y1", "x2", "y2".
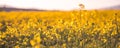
[
  {"x1": 14, "y1": 45, "x2": 20, "y2": 48},
  {"x1": 111, "y1": 31, "x2": 117, "y2": 36},
  {"x1": 30, "y1": 40, "x2": 36, "y2": 46},
  {"x1": 62, "y1": 43, "x2": 66, "y2": 48},
  {"x1": 30, "y1": 33, "x2": 41, "y2": 48}
]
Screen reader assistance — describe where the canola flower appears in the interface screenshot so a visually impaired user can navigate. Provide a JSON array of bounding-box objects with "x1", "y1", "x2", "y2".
[{"x1": 0, "y1": 10, "x2": 120, "y2": 48}]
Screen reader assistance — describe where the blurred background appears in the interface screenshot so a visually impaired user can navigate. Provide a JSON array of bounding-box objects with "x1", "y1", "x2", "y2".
[{"x1": 0, "y1": 0, "x2": 120, "y2": 11}]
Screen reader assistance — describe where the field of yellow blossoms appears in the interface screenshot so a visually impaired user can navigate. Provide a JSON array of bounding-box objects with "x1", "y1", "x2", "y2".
[{"x1": 0, "y1": 10, "x2": 120, "y2": 48}]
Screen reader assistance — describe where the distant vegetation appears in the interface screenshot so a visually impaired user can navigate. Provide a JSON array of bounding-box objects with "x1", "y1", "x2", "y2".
[{"x1": 0, "y1": 6, "x2": 45, "y2": 11}]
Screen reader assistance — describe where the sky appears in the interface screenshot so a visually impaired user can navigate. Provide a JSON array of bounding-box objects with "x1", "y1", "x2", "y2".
[{"x1": 0, "y1": 0, "x2": 120, "y2": 10}]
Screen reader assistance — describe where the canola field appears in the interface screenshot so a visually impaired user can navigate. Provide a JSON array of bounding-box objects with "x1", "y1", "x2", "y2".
[{"x1": 0, "y1": 10, "x2": 120, "y2": 48}]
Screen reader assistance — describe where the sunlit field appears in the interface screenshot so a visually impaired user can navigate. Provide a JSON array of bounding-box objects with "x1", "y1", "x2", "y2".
[{"x1": 0, "y1": 10, "x2": 120, "y2": 48}]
